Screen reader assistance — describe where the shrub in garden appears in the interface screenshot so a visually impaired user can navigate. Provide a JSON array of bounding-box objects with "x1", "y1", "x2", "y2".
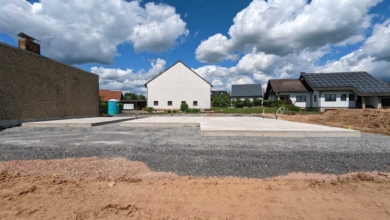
[
  {"x1": 186, "y1": 108, "x2": 200, "y2": 113},
  {"x1": 288, "y1": 105, "x2": 301, "y2": 112},
  {"x1": 253, "y1": 98, "x2": 261, "y2": 107},
  {"x1": 147, "y1": 107, "x2": 154, "y2": 113},
  {"x1": 180, "y1": 102, "x2": 189, "y2": 112},
  {"x1": 212, "y1": 94, "x2": 231, "y2": 108},
  {"x1": 243, "y1": 98, "x2": 253, "y2": 107},
  {"x1": 235, "y1": 98, "x2": 244, "y2": 108},
  {"x1": 167, "y1": 110, "x2": 172, "y2": 113},
  {"x1": 99, "y1": 103, "x2": 108, "y2": 115},
  {"x1": 172, "y1": 110, "x2": 177, "y2": 113}
]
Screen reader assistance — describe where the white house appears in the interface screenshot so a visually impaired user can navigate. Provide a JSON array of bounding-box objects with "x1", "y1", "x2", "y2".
[
  {"x1": 265, "y1": 71, "x2": 390, "y2": 112},
  {"x1": 265, "y1": 79, "x2": 311, "y2": 109},
  {"x1": 145, "y1": 61, "x2": 212, "y2": 109}
]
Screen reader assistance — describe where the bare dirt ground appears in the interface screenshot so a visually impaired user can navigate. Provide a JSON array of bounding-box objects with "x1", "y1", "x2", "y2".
[
  {"x1": 280, "y1": 109, "x2": 390, "y2": 136},
  {"x1": 1, "y1": 157, "x2": 390, "y2": 220}
]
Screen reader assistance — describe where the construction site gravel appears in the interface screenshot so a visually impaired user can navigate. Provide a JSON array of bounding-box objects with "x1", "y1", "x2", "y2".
[{"x1": 1, "y1": 109, "x2": 390, "y2": 219}]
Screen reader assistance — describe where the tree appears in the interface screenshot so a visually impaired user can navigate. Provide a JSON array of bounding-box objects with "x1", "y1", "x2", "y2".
[
  {"x1": 124, "y1": 92, "x2": 146, "y2": 100},
  {"x1": 180, "y1": 102, "x2": 189, "y2": 112}
]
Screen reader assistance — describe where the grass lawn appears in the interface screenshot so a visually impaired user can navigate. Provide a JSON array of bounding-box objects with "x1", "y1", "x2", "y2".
[{"x1": 212, "y1": 107, "x2": 323, "y2": 115}]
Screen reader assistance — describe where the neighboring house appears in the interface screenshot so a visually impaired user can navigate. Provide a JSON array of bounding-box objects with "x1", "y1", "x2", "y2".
[
  {"x1": 265, "y1": 79, "x2": 311, "y2": 108},
  {"x1": 0, "y1": 33, "x2": 99, "y2": 127},
  {"x1": 145, "y1": 61, "x2": 212, "y2": 109},
  {"x1": 230, "y1": 84, "x2": 264, "y2": 101},
  {"x1": 265, "y1": 71, "x2": 390, "y2": 111},
  {"x1": 99, "y1": 90, "x2": 123, "y2": 102},
  {"x1": 211, "y1": 90, "x2": 229, "y2": 99}
]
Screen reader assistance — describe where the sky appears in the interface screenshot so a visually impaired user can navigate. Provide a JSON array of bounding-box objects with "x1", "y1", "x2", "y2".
[{"x1": 1, "y1": 0, "x2": 390, "y2": 95}]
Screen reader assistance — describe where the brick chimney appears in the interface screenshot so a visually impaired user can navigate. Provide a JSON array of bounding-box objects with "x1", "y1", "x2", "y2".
[{"x1": 17, "y1": 32, "x2": 40, "y2": 55}]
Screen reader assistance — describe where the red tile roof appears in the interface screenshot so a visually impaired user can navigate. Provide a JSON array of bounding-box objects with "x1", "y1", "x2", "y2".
[{"x1": 99, "y1": 90, "x2": 123, "y2": 102}]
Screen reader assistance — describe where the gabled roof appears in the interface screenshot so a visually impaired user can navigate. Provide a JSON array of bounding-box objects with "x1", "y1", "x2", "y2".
[
  {"x1": 268, "y1": 79, "x2": 309, "y2": 93},
  {"x1": 231, "y1": 84, "x2": 263, "y2": 97},
  {"x1": 144, "y1": 60, "x2": 212, "y2": 87},
  {"x1": 301, "y1": 71, "x2": 390, "y2": 96},
  {"x1": 99, "y1": 90, "x2": 123, "y2": 102}
]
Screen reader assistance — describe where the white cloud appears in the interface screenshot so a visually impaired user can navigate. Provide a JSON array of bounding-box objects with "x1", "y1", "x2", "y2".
[
  {"x1": 196, "y1": 0, "x2": 381, "y2": 63},
  {"x1": 0, "y1": 0, "x2": 188, "y2": 65},
  {"x1": 91, "y1": 58, "x2": 166, "y2": 94}
]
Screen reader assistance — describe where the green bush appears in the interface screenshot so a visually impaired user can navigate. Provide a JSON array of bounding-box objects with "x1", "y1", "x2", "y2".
[
  {"x1": 253, "y1": 98, "x2": 261, "y2": 107},
  {"x1": 243, "y1": 98, "x2": 253, "y2": 107},
  {"x1": 235, "y1": 98, "x2": 244, "y2": 108},
  {"x1": 167, "y1": 110, "x2": 172, "y2": 113},
  {"x1": 212, "y1": 94, "x2": 231, "y2": 107},
  {"x1": 263, "y1": 100, "x2": 285, "y2": 108},
  {"x1": 186, "y1": 108, "x2": 200, "y2": 113},
  {"x1": 147, "y1": 107, "x2": 154, "y2": 113},
  {"x1": 99, "y1": 103, "x2": 108, "y2": 115},
  {"x1": 288, "y1": 105, "x2": 301, "y2": 111},
  {"x1": 180, "y1": 102, "x2": 189, "y2": 112},
  {"x1": 172, "y1": 110, "x2": 177, "y2": 113},
  {"x1": 118, "y1": 103, "x2": 123, "y2": 113}
]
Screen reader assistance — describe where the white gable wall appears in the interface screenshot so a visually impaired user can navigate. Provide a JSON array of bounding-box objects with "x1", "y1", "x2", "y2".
[{"x1": 147, "y1": 62, "x2": 211, "y2": 109}]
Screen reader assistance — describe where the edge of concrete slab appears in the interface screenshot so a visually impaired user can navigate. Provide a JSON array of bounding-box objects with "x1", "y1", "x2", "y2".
[
  {"x1": 120, "y1": 122, "x2": 200, "y2": 127},
  {"x1": 22, "y1": 117, "x2": 136, "y2": 128},
  {"x1": 200, "y1": 129, "x2": 361, "y2": 137}
]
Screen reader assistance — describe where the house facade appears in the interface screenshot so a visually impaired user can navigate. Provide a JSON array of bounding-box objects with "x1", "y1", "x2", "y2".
[
  {"x1": 265, "y1": 71, "x2": 390, "y2": 111},
  {"x1": 230, "y1": 84, "x2": 263, "y2": 102},
  {"x1": 145, "y1": 61, "x2": 212, "y2": 109},
  {"x1": 265, "y1": 79, "x2": 311, "y2": 108}
]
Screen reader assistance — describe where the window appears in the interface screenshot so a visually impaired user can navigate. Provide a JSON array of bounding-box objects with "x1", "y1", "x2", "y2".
[
  {"x1": 349, "y1": 94, "x2": 355, "y2": 101},
  {"x1": 325, "y1": 94, "x2": 336, "y2": 102},
  {"x1": 296, "y1": 95, "x2": 306, "y2": 102},
  {"x1": 193, "y1": 101, "x2": 198, "y2": 106},
  {"x1": 181, "y1": 101, "x2": 186, "y2": 104},
  {"x1": 314, "y1": 95, "x2": 317, "y2": 102},
  {"x1": 341, "y1": 94, "x2": 347, "y2": 101},
  {"x1": 168, "y1": 101, "x2": 172, "y2": 106},
  {"x1": 154, "y1": 101, "x2": 158, "y2": 106}
]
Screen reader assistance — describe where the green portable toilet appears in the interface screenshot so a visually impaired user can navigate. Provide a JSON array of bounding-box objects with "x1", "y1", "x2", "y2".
[{"x1": 108, "y1": 99, "x2": 119, "y2": 116}]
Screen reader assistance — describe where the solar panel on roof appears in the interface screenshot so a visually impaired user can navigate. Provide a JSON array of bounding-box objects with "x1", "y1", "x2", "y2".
[{"x1": 304, "y1": 72, "x2": 390, "y2": 94}]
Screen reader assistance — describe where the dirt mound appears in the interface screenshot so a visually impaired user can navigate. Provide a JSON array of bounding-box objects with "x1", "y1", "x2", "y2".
[
  {"x1": 1, "y1": 158, "x2": 390, "y2": 219},
  {"x1": 283, "y1": 109, "x2": 390, "y2": 135}
]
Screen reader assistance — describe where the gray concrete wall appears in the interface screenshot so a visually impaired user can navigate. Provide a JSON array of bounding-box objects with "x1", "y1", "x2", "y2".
[{"x1": 0, "y1": 43, "x2": 99, "y2": 122}]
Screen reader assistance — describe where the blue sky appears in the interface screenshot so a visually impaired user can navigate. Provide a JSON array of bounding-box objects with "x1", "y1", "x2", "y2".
[{"x1": 1, "y1": 0, "x2": 390, "y2": 95}]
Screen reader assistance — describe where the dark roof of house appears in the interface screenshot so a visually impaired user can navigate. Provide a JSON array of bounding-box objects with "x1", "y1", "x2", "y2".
[
  {"x1": 144, "y1": 60, "x2": 212, "y2": 87},
  {"x1": 99, "y1": 90, "x2": 123, "y2": 102},
  {"x1": 301, "y1": 71, "x2": 390, "y2": 96},
  {"x1": 231, "y1": 84, "x2": 263, "y2": 97},
  {"x1": 268, "y1": 79, "x2": 309, "y2": 92},
  {"x1": 211, "y1": 90, "x2": 228, "y2": 96}
]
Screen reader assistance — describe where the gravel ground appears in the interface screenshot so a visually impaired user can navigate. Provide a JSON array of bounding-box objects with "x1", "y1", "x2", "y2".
[{"x1": 1, "y1": 125, "x2": 390, "y2": 178}]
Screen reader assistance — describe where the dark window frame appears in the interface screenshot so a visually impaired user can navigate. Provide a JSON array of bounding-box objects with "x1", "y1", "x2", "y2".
[
  {"x1": 341, "y1": 94, "x2": 347, "y2": 101},
  {"x1": 154, "y1": 101, "x2": 158, "y2": 106},
  {"x1": 314, "y1": 95, "x2": 317, "y2": 102},
  {"x1": 168, "y1": 101, "x2": 172, "y2": 106},
  {"x1": 193, "y1": 101, "x2": 198, "y2": 106},
  {"x1": 325, "y1": 94, "x2": 336, "y2": 102},
  {"x1": 349, "y1": 94, "x2": 355, "y2": 101},
  {"x1": 296, "y1": 95, "x2": 306, "y2": 102}
]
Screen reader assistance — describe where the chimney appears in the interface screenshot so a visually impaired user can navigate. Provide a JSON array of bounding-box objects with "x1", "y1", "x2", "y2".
[{"x1": 17, "y1": 32, "x2": 40, "y2": 55}]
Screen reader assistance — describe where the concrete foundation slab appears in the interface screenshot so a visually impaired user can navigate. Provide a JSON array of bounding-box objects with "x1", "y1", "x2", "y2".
[
  {"x1": 120, "y1": 117, "x2": 361, "y2": 137},
  {"x1": 22, "y1": 117, "x2": 136, "y2": 127}
]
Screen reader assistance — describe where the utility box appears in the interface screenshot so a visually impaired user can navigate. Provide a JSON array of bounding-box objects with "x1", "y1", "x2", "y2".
[{"x1": 108, "y1": 99, "x2": 119, "y2": 116}]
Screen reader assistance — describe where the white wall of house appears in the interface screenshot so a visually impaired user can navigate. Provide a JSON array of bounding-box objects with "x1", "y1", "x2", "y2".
[
  {"x1": 318, "y1": 91, "x2": 357, "y2": 108},
  {"x1": 268, "y1": 92, "x2": 311, "y2": 108},
  {"x1": 146, "y1": 62, "x2": 211, "y2": 109}
]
